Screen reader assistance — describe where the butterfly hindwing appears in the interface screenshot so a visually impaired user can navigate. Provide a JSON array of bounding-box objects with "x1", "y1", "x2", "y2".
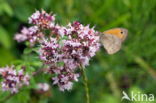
[{"x1": 100, "y1": 33, "x2": 122, "y2": 54}]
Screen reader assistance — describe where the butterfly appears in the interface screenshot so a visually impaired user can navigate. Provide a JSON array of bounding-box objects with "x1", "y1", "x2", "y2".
[{"x1": 100, "y1": 28, "x2": 128, "y2": 54}]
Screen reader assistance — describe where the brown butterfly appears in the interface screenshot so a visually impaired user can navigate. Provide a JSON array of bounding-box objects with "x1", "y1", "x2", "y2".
[{"x1": 100, "y1": 28, "x2": 128, "y2": 54}]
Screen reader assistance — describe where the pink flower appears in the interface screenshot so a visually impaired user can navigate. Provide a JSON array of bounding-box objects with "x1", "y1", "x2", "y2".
[
  {"x1": 14, "y1": 26, "x2": 44, "y2": 46},
  {"x1": 0, "y1": 66, "x2": 30, "y2": 93},
  {"x1": 28, "y1": 10, "x2": 55, "y2": 29},
  {"x1": 14, "y1": 33, "x2": 27, "y2": 42},
  {"x1": 37, "y1": 83, "x2": 50, "y2": 92},
  {"x1": 39, "y1": 38, "x2": 60, "y2": 64},
  {"x1": 52, "y1": 73, "x2": 79, "y2": 91}
]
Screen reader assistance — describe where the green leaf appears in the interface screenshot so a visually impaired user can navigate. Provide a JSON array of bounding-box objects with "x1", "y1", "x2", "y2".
[
  {"x1": 0, "y1": 1, "x2": 13, "y2": 16},
  {"x1": 57, "y1": 62, "x2": 64, "y2": 67},
  {"x1": 0, "y1": 48, "x2": 15, "y2": 66},
  {"x1": 0, "y1": 26, "x2": 11, "y2": 48},
  {"x1": 23, "y1": 48, "x2": 33, "y2": 54}
]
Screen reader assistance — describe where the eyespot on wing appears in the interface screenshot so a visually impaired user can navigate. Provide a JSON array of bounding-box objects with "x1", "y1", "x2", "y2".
[{"x1": 103, "y1": 28, "x2": 128, "y2": 42}]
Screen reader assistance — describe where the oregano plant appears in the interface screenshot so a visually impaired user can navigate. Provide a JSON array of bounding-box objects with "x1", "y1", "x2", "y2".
[{"x1": 0, "y1": 10, "x2": 100, "y2": 103}]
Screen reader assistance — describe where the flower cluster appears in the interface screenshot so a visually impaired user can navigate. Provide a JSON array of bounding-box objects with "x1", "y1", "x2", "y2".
[
  {"x1": 14, "y1": 26, "x2": 43, "y2": 46},
  {"x1": 40, "y1": 21, "x2": 100, "y2": 91},
  {"x1": 28, "y1": 10, "x2": 55, "y2": 29},
  {"x1": 14, "y1": 10, "x2": 100, "y2": 91},
  {"x1": 0, "y1": 66, "x2": 30, "y2": 93},
  {"x1": 15, "y1": 10, "x2": 55, "y2": 46}
]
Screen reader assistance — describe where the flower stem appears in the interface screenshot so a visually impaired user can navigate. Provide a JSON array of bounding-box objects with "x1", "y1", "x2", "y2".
[{"x1": 80, "y1": 66, "x2": 90, "y2": 103}]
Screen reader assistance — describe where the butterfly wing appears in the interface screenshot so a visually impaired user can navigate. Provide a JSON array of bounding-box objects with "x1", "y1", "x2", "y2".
[
  {"x1": 103, "y1": 28, "x2": 128, "y2": 42},
  {"x1": 100, "y1": 34, "x2": 122, "y2": 54}
]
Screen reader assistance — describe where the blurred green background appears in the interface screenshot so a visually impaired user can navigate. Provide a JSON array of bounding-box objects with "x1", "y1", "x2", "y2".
[{"x1": 0, "y1": 0, "x2": 156, "y2": 103}]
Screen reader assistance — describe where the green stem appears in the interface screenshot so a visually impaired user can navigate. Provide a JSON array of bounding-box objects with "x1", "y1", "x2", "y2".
[
  {"x1": 134, "y1": 56, "x2": 156, "y2": 79},
  {"x1": 106, "y1": 72, "x2": 121, "y2": 98},
  {"x1": 80, "y1": 65, "x2": 90, "y2": 103}
]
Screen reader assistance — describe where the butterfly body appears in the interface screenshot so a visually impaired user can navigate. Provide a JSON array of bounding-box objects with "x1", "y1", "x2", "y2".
[{"x1": 100, "y1": 28, "x2": 128, "y2": 54}]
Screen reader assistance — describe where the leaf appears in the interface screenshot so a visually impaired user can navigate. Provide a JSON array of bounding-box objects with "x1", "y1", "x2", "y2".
[
  {"x1": 0, "y1": 1, "x2": 13, "y2": 16},
  {"x1": 0, "y1": 26, "x2": 11, "y2": 48},
  {"x1": 23, "y1": 48, "x2": 33, "y2": 54},
  {"x1": 57, "y1": 62, "x2": 64, "y2": 67},
  {"x1": 0, "y1": 48, "x2": 15, "y2": 66}
]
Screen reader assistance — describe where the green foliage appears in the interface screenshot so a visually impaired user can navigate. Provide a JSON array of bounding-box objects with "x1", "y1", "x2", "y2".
[
  {"x1": 0, "y1": 0, "x2": 156, "y2": 103},
  {"x1": 5, "y1": 90, "x2": 30, "y2": 103},
  {"x1": 0, "y1": 26, "x2": 11, "y2": 48},
  {"x1": 0, "y1": 0, "x2": 13, "y2": 16}
]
